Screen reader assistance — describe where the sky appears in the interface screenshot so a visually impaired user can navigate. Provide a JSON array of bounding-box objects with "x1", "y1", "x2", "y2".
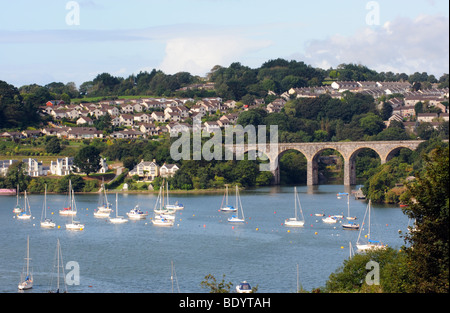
[{"x1": 0, "y1": 0, "x2": 448, "y2": 87}]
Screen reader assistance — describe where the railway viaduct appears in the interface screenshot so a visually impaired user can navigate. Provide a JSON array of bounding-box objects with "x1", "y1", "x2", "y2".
[{"x1": 225, "y1": 140, "x2": 426, "y2": 186}]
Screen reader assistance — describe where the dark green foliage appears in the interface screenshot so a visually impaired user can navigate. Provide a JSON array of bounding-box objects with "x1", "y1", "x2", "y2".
[
  {"x1": 73, "y1": 145, "x2": 101, "y2": 176},
  {"x1": 402, "y1": 146, "x2": 449, "y2": 292}
]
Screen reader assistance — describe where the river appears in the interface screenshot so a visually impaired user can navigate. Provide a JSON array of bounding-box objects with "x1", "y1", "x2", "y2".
[{"x1": 0, "y1": 185, "x2": 409, "y2": 293}]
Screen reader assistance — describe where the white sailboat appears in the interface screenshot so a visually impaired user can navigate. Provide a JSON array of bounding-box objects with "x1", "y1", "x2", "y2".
[
  {"x1": 65, "y1": 189, "x2": 84, "y2": 231},
  {"x1": 40, "y1": 184, "x2": 55, "y2": 228},
  {"x1": 322, "y1": 215, "x2": 338, "y2": 224},
  {"x1": 338, "y1": 192, "x2": 357, "y2": 220},
  {"x1": 219, "y1": 185, "x2": 236, "y2": 212},
  {"x1": 153, "y1": 184, "x2": 176, "y2": 215},
  {"x1": 228, "y1": 186, "x2": 245, "y2": 223},
  {"x1": 356, "y1": 200, "x2": 385, "y2": 251},
  {"x1": 59, "y1": 180, "x2": 76, "y2": 216},
  {"x1": 94, "y1": 180, "x2": 112, "y2": 218},
  {"x1": 109, "y1": 193, "x2": 128, "y2": 224},
  {"x1": 284, "y1": 186, "x2": 305, "y2": 227},
  {"x1": 18, "y1": 236, "x2": 33, "y2": 290},
  {"x1": 152, "y1": 185, "x2": 174, "y2": 227},
  {"x1": 48, "y1": 238, "x2": 68, "y2": 293},
  {"x1": 165, "y1": 181, "x2": 184, "y2": 210},
  {"x1": 16, "y1": 190, "x2": 32, "y2": 220},
  {"x1": 13, "y1": 184, "x2": 23, "y2": 214},
  {"x1": 126, "y1": 205, "x2": 148, "y2": 220}
]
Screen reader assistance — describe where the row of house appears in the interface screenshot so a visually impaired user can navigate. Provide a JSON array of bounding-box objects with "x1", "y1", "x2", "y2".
[
  {"x1": 0, "y1": 157, "x2": 108, "y2": 177},
  {"x1": 128, "y1": 159, "x2": 179, "y2": 181}
]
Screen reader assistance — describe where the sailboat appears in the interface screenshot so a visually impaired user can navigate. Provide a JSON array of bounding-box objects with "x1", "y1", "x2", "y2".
[
  {"x1": 109, "y1": 193, "x2": 128, "y2": 224},
  {"x1": 228, "y1": 186, "x2": 245, "y2": 223},
  {"x1": 356, "y1": 200, "x2": 385, "y2": 251},
  {"x1": 338, "y1": 192, "x2": 357, "y2": 220},
  {"x1": 16, "y1": 190, "x2": 32, "y2": 220},
  {"x1": 285, "y1": 187, "x2": 305, "y2": 227},
  {"x1": 152, "y1": 185, "x2": 174, "y2": 227},
  {"x1": 18, "y1": 236, "x2": 33, "y2": 290},
  {"x1": 40, "y1": 184, "x2": 56, "y2": 228},
  {"x1": 65, "y1": 189, "x2": 84, "y2": 231},
  {"x1": 165, "y1": 181, "x2": 184, "y2": 210},
  {"x1": 59, "y1": 180, "x2": 76, "y2": 216},
  {"x1": 48, "y1": 238, "x2": 68, "y2": 293},
  {"x1": 94, "y1": 179, "x2": 112, "y2": 218},
  {"x1": 13, "y1": 184, "x2": 23, "y2": 214},
  {"x1": 219, "y1": 185, "x2": 236, "y2": 212},
  {"x1": 153, "y1": 184, "x2": 175, "y2": 215}
]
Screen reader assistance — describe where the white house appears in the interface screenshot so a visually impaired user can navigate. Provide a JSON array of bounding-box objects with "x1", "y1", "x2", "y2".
[
  {"x1": 22, "y1": 158, "x2": 45, "y2": 177},
  {"x1": 50, "y1": 157, "x2": 74, "y2": 176},
  {"x1": 129, "y1": 159, "x2": 159, "y2": 181},
  {"x1": 76, "y1": 116, "x2": 93, "y2": 126},
  {"x1": 151, "y1": 111, "x2": 166, "y2": 123},
  {"x1": 204, "y1": 121, "x2": 221, "y2": 133},
  {"x1": 159, "y1": 163, "x2": 179, "y2": 178}
]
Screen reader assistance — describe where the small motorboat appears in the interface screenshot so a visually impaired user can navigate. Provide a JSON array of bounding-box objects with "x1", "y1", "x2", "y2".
[
  {"x1": 322, "y1": 216, "x2": 338, "y2": 224},
  {"x1": 342, "y1": 222, "x2": 360, "y2": 230},
  {"x1": 236, "y1": 281, "x2": 252, "y2": 293},
  {"x1": 127, "y1": 205, "x2": 148, "y2": 220}
]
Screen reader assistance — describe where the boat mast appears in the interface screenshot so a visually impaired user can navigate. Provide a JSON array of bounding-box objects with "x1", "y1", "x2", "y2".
[
  {"x1": 25, "y1": 236, "x2": 31, "y2": 277},
  {"x1": 368, "y1": 200, "x2": 371, "y2": 241},
  {"x1": 294, "y1": 187, "x2": 298, "y2": 220},
  {"x1": 57, "y1": 238, "x2": 60, "y2": 291},
  {"x1": 225, "y1": 185, "x2": 228, "y2": 206}
]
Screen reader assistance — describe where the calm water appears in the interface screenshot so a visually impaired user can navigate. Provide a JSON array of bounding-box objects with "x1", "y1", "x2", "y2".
[{"x1": 0, "y1": 185, "x2": 409, "y2": 293}]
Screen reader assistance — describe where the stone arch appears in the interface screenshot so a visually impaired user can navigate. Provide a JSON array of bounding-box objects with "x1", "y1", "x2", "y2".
[
  {"x1": 309, "y1": 147, "x2": 345, "y2": 185},
  {"x1": 385, "y1": 146, "x2": 416, "y2": 163},
  {"x1": 274, "y1": 148, "x2": 309, "y2": 185},
  {"x1": 347, "y1": 147, "x2": 382, "y2": 185}
]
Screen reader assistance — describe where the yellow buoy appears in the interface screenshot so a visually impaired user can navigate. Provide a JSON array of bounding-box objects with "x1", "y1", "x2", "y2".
[
  {"x1": 287, "y1": 230, "x2": 290, "y2": 233},
  {"x1": 341, "y1": 246, "x2": 344, "y2": 249},
  {"x1": 256, "y1": 227, "x2": 259, "y2": 231},
  {"x1": 314, "y1": 232, "x2": 318, "y2": 235},
  {"x1": 57, "y1": 225, "x2": 61, "y2": 229}
]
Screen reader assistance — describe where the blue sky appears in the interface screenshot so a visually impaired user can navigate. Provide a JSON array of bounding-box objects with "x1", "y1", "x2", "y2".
[{"x1": 0, "y1": 0, "x2": 448, "y2": 87}]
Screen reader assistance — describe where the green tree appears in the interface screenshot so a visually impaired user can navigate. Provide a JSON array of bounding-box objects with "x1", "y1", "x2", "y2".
[
  {"x1": 73, "y1": 145, "x2": 101, "y2": 176},
  {"x1": 200, "y1": 274, "x2": 233, "y2": 293},
  {"x1": 4, "y1": 161, "x2": 31, "y2": 190},
  {"x1": 325, "y1": 247, "x2": 411, "y2": 293},
  {"x1": 402, "y1": 146, "x2": 449, "y2": 293},
  {"x1": 45, "y1": 136, "x2": 62, "y2": 154}
]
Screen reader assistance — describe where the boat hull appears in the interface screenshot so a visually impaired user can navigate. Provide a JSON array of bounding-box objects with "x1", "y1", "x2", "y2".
[
  {"x1": 16, "y1": 214, "x2": 32, "y2": 220},
  {"x1": 110, "y1": 217, "x2": 128, "y2": 224},
  {"x1": 66, "y1": 223, "x2": 84, "y2": 230},
  {"x1": 18, "y1": 280, "x2": 33, "y2": 290},
  {"x1": 41, "y1": 221, "x2": 56, "y2": 228},
  {"x1": 284, "y1": 219, "x2": 305, "y2": 227},
  {"x1": 228, "y1": 217, "x2": 245, "y2": 223}
]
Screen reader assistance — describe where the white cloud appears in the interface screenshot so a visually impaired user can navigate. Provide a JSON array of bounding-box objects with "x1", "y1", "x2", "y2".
[
  {"x1": 159, "y1": 35, "x2": 272, "y2": 76},
  {"x1": 297, "y1": 14, "x2": 449, "y2": 76}
]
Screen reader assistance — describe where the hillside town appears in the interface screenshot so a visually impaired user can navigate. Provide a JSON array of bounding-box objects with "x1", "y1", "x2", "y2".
[{"x1": 1, "y1": 80, "x2": 448, "y2": 182}]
